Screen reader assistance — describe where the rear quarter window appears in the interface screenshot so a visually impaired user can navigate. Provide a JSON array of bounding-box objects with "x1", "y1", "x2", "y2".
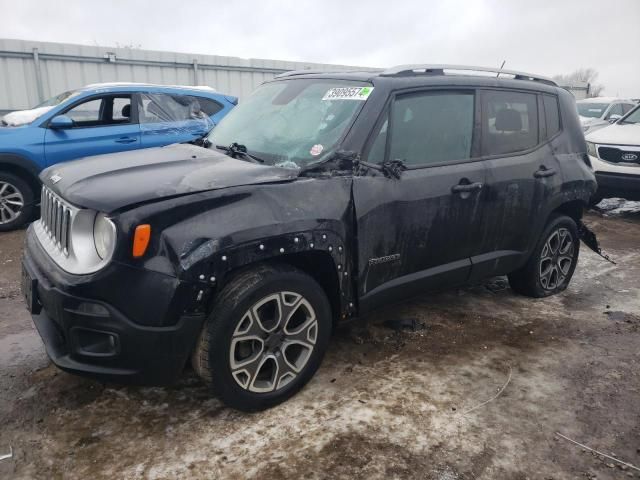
[
  {"x1": 543, "y1": 94, "x2": 561, "y2": 138},
  {"x1": 197, "y1": 97, "x2": 224, "y2": 116}
]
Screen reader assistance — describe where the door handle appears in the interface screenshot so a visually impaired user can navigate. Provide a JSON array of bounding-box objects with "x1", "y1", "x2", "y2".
[
  {"x1": 451, "y1": 182, "x2": 483, "y2": 194},
  {"x1": 115, "y1": 137, "x2": 137, "y2": 144},
  {"x1": 534, "y1": 166, "x2": 557, "y2": 178}
]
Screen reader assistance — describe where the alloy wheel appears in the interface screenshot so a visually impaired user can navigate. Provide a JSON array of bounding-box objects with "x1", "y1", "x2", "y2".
[
  {"x1": 229, "y1": 291, "x2": 318, "y2": 393},
  {"x1": 539, "y1": 227, "x2": 574, "y2": 290},
  {"x1": 0, "y1": 181, "x2": 25, "y2": 225}
]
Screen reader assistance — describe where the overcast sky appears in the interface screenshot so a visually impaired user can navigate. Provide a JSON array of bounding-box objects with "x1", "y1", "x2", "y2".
[{"x1": 1, "y1": 0, "x2": 639, "y2": 96}]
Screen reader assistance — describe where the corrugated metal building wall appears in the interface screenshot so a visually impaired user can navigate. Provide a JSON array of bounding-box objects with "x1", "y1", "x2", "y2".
[{"x1": 0, "y1": 38, "x2": 369, "y2": 114}]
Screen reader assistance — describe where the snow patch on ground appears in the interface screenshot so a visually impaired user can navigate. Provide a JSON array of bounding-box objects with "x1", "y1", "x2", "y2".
[{"x1": 596, "y1": 198, "x2": 640, "y2": 216}]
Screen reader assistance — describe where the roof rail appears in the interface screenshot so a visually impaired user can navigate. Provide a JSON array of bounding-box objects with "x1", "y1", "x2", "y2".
[
  {"x1": 381, "y1": 64, "x2": 557, "y2": 86},
  {"x1": 275, "y1": 68, "x2": 383, "y2": 79},
  {"x1": 274, "y1": 69, "x2": 334, "y2": 78}
]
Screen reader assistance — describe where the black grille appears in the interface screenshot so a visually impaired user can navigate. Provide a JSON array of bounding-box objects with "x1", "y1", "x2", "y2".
[{"x1": 598, "y1": 146, "x2": 640, "y2": 164}]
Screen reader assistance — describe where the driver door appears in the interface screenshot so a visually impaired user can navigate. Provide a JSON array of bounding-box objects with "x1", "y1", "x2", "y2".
[{"x1": 353, "y1": 89, "x2": 488, "y2": 313}]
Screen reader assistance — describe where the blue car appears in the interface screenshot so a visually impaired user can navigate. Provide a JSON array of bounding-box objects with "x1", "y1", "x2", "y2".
[{"x1": 0, "y1": 83, "x2": 237, "y2": 230}]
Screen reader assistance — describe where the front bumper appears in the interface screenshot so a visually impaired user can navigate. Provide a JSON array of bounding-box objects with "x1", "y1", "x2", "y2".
[
  {"x1": 588, "y1": 154, "x2": 640, "y2": 200},
  {"x1": 594, "y1": 171, "x2": 640, "y2": 200},
  {"x1": 22, "y1": 225, "x2": 206, "y2": 385}
]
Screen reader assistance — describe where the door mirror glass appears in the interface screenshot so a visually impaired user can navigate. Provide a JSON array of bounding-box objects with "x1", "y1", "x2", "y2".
[{"x1": 48, "y1": 115, "x2": 74, "y2": 129}]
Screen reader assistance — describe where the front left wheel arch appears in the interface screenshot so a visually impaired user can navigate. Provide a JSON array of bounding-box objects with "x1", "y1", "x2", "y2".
[{"x1": 181, "y1": 230, "x2": 357, "y2": 325}]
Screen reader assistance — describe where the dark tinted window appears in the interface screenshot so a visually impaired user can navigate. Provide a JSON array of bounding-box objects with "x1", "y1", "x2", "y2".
[
  {"x1": 198, "y1": 97, "x2": 224, "y2": 116},
  {"x1": 543, "y1": 94, "x2": 560, "y2": 138},
  {"x1": 388, "y1": 92, "x2": 474, "y2": 166},
  {"x1": 482, "y1": 90, "x2": 538, "y2": 156}
]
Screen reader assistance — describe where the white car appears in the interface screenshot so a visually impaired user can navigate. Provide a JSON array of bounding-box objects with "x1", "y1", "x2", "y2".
[
  {"x1": 577, "y1": 97, "x2": 637, "y2": 134},
  {"x1": 586, "y1": 104, "x2": 640, "y2": 202}
]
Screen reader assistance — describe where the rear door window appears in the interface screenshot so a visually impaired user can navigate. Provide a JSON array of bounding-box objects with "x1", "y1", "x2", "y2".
[
  {"x1": 481, "y1": 90, "x2": 539, "y2": 156},
  {"x1": 387, "y1": 91, "x2": 475, "y2": 166}
]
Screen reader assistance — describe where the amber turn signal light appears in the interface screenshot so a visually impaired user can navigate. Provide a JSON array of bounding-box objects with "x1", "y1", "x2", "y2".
[{"x1": 132, "y1": 224, "x2": 151, "y2": 258}]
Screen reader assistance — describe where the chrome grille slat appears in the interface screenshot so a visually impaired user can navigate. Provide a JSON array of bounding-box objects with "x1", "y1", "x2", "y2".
[{"x1": 39, "y1": 186, "x2": 74, "y2": 256}]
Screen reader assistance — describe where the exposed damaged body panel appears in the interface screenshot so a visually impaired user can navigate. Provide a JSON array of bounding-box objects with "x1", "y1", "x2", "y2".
[{"x1": 117, "y1": 176, "x2": 357, "y2": 318}]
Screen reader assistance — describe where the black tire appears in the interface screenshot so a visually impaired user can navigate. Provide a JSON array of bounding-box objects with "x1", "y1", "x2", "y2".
[
  {"x1": 508, "y1": 214, "x2": 580, "y2": 298},
  {"x1": 0, "y1": 172, "x2": 35, "y2": 232},
  {"x1": 192, "y1": 263, "x2": 332, "y2": 411}
]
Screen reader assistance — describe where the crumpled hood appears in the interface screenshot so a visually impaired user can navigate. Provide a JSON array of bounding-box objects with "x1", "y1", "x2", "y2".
[
  {"x1": 41, "y1": 143, "x2": 299, "y2": 213},
  {"x1": 2, "y1": 106, "x2": 54, "y2": 126},
  {"x1": 586, "y1": 122, "x2": 640, "y2": 146}
]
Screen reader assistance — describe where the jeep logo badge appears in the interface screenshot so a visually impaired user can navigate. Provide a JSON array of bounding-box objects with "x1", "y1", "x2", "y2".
[
  {"x1": 622, "y1": 153, "x2": 638, "y2": 162},
  {"x1": 50, "y1": 174, "x2": 62, "y2": 184}
]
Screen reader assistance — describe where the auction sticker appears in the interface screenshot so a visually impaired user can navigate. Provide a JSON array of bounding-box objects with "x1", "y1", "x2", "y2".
[
  {"x1": 322, "y1": 86, "x2": 374, "y2": 101},
  {"x1": 310, "y1": 144, "x2": 324, "y2": 156}
]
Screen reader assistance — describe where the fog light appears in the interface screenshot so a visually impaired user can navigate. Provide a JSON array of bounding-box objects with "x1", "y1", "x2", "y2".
[{"x1": 71, "y1": 328, "x2": 119, "y2": 357}]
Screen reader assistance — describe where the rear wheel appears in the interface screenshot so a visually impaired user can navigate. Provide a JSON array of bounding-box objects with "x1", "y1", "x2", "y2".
[
  {"x1": 193, "y1": 264, "x2": 332, "y2": 411},
  {"x1": 508, "y1": 214, "x2": 580, "y2": 298},
  {"x1": 0, "y1": 172, "x2": 35, "y2": 232}
]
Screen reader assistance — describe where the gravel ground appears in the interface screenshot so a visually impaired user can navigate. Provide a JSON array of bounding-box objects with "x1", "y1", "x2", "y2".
[{"x1": 1, "y1": 204, "x2": 639, "y2": 480}]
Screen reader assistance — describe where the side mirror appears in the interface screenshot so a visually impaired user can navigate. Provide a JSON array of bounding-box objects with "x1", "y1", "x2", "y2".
[
  {"x1": 49, "y1": 115, "x2": 74, "y2": 129},
  {"x1": 608, "y1": 114, "x2": 622, "y2": 123}
]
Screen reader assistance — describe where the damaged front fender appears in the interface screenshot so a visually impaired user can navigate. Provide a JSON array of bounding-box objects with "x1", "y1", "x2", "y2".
[{"x1": 117, "y1": 176, "x2": 358, "y2": 321}]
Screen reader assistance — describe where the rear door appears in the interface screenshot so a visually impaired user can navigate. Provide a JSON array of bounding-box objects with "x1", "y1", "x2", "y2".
[
  {"x1": 138, "y1": 93, "x2": 214, "y2": 148},
  {"x1": 353, "y1": 89, "x2": 488, "y2": 313},
  {"x1": 44, "y1": 94, "x2": 140, "y2": 166},
  {"x1": 468, "y1": 89, "x2": 562, "y2": 280}
]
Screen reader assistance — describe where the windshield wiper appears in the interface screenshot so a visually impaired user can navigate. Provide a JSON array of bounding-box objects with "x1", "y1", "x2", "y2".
[
  {"x1": 216, "y1": 142, "x2": 264, "y2": 164},
  {"x1": 356, "y1": 158, "x2": 407, "y2": 179}
]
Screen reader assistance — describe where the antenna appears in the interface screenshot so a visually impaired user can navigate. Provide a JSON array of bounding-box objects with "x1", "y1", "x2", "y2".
[{"x1": 496, "y1": 60, "x2": 506, "y2": 78}]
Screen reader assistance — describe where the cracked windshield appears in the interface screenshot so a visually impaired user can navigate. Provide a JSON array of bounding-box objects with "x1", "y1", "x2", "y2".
[{"x1": 207, "y1": 79, "x2": 373, "y2": 168}]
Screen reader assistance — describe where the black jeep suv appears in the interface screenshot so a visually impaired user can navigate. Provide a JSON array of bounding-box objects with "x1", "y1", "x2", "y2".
[{"x1": 22, "y1": 65, "x2": 596, "y2": 411}]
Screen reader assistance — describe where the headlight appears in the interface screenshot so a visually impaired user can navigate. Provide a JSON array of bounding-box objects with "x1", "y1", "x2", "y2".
[
  {"x1": 586, "y1": 142, "x2": 598, "y2": 158},
  {"x1": 93, "y1": 213, "x2": 116, "y2": 260}
]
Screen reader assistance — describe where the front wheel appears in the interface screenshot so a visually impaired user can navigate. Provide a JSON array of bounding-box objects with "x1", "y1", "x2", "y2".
[
  {"x1": 508, "y1": 214, "x2": 580, "y2": 298},
  {"x1": 192, "y1": 264, "x2": 332, "y2": 411}
]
